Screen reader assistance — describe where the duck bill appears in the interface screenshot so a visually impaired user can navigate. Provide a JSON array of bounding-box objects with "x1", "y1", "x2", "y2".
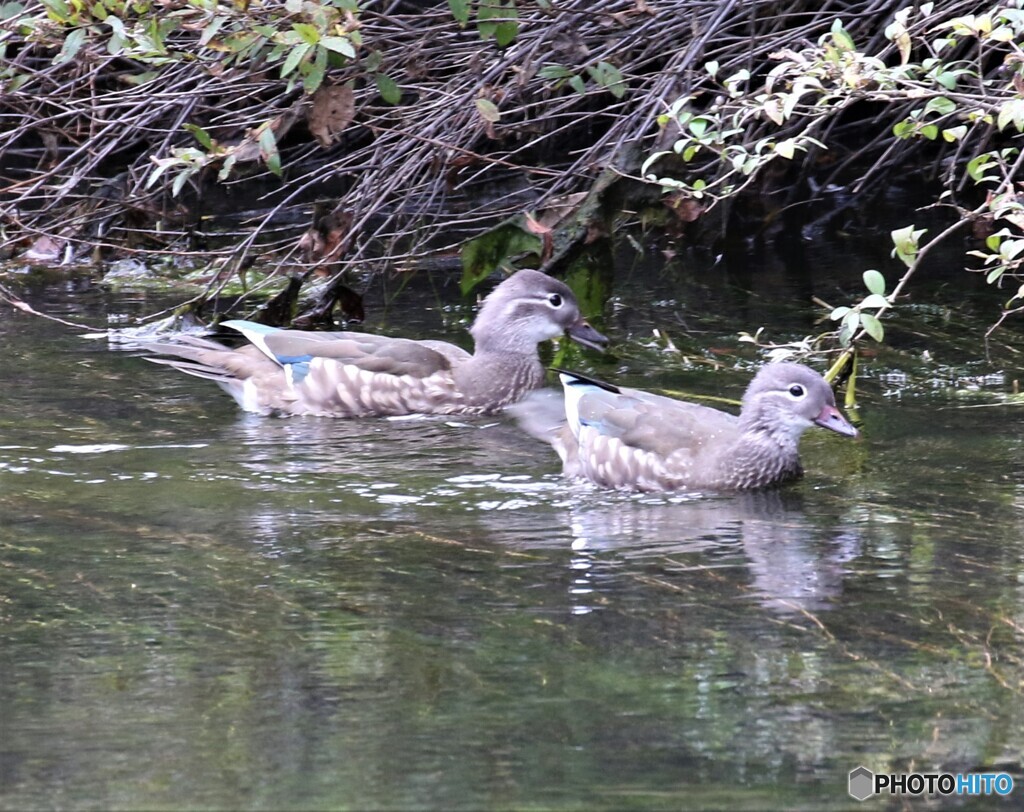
[
  {"x1": 814, "y1": 404, "x2": 859, "y2": 438},
  {"x1": 566, "y1": 318, "x2": 608, "y2": 352}
]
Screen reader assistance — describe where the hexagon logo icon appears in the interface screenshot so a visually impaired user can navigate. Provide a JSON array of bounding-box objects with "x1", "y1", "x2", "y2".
[{"x1": 849, "y1": 766, "x2": 875, "y2": 801}]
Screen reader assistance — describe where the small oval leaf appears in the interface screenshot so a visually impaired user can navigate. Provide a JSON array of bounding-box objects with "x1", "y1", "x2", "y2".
[
  {"x1": 861, "y1": 313, "x2": 885, "y2": 342},
  {"x1": 860, "y1": 293, "x2": 890, "y2": 310},
  {"x1": 863, "y1": 269, "x2": 886, "y2": 295},
  {"x1": 475, "y1": 98, "x2": 501, "y2": 123}
]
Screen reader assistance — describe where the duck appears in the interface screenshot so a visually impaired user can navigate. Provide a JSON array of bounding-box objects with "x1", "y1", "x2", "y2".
[
  {"x1": 510, "y1": 362, "x2": 858, "y2": 491},
  {"x1": 144, "y1": 269, "x2": 607, "y2": 417}
]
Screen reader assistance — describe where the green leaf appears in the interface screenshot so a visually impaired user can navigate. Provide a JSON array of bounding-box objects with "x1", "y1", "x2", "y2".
[
  {"x1": 276, "y1": 30, "x2": 306, "y2": 46},
  {"x1": 1002, "y1": 238, "x2": 1024, "y2": 260},
  {"x1": 942, "y1": 125, "x2": 967, "y2": 142},
  {"x1": 478, "y1": 0, "x2": 516, "y2": 45},
  {"x1": 475, "y1": 97, "x2": 501, "y2": 122},
  {"x1": 774, "y1": 139, "x2": 796, "y2": 159},
  {"x1": 892, "y1": 119, "x2": 915, "y2": 139},
  {"x1": 303, "y1": 46, "x2": 328, "y2": 94},
  {"x1": 538, "y1": 64, "x2": 573, "y2": 80},
  {"x1": 41, "y1": 0, "x2": 69, "y2": 21},
  {"x1": 171, "y1": 166, "x2": 195, "y2": 198},
  {"x1": 838, "y1": 310, "x2": 860, "y2": 347},
  {"x1": 4, "y1": 73, "x2": 29, "y2": 92},
  {"x1": 586, "y1": 61, "x2": 625, "y2": 98},
  {"x1": 891, "y1": 225, "x2": 926, "y2": 267},
  {"x1": 967, "y1": 152, "x2": 996, "y2": 183},
  {"x1": 831, "y1": 19, "x2": 855, "y2": 50},
  {"x1": 448, "y1": 0, "x2": 469, "y2": 25},
  {"x1": 145, "y1": 160, "x2": 172, "y2": 189},
  {"x1": 987, "y1": 267, "x2": 1005, "y2": 284},
  {"x1": 281, "y1": 43, "x2": 310, "y2": 77},
  {"x1": 830, "y1": 306, "x2": 851, "y2": 321},
  {"x1": 198, "y1": 15, "x2": 226, "y2": 47},
  {"x1": 568, "y1": 75, "x2": 586, "y2": 95},
  {"x1": 292, "y1": 23, "x2": 320, "y2": 46},
  {"x1": 0, "y1": 2, "x2": 25, "y2": 20},
  {"x1": 218, "y1": 153, "x2": 238, "y2": 182},
  {"x1": 53, "y1": 27, "x2": 86, "y2": 66},
  {"x1": 920, "y1": 124, "x2": 938, "y2": 140},
  {"x1": 997, "y1": 98, "x2": 1024, "y2": 132},
  {"x1": 184, "y1": 124, "x2": 213, "y2": 150},
  {"x1": 258, "y1": 127, "x2": 281, "y2": 176},
  {"x1": 689, "y1": 117, "x2": 709, "y2": 138},
  {"x1": 860, "y1": 293, "x2": 889, "y2": 310},
  {"x1": 320, "y1": 36, "x2": 355, "y2": 59},
  {"x1": 863, "y1": 269, "x2": 886, "y2": 295},
  {"x1": 460, "y1": 221, "x2": 543, "y2": 294},
  {"x1": 373, "y1": 73, "x2": 401, "y2": 105},
  {"x1": 923, "y1": 96, "x2": 956, "y2": 116},
  {"x1": 494, "y1": 18, "x2": 518, "y2": 48},
  {"x1": 860, "y1": 313, "x2": 884, "y2": 342}
]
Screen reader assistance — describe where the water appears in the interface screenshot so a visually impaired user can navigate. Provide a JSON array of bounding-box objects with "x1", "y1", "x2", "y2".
[{"x1": 2, "y1": 266, "x2": 1023, "y2": 810}]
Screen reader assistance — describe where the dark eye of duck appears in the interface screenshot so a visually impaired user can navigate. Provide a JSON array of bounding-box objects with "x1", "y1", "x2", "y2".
[
  {"x1": 547, "y1": 293, "x2": 563, "y2": 308},
  {"x1": 788, "y1": 384, "x2": 806, "y2": 398}
]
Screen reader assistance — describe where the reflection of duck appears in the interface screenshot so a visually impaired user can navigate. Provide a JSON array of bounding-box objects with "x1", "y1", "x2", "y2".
[
  {"x1": 561, "y1": 491, "x2": 861, "y2": 615},
  {"x1": 512, "y1": 363, "x2": 857, "y2": 491},
  {"x1": 144, "y1": 270, "x2": 606, "y2": 417}
]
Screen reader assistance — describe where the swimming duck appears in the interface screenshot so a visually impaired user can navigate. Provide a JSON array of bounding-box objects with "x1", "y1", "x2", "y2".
[
  {"x1": 511, "y1": 363, "x2": 858, "y2": 491},
  {"x1": 145, "y1": 269, "x2": 607, "y2": 417}
]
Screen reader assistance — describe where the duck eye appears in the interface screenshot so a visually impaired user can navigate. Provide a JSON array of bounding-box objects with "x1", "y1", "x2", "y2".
[
  {"x1": 788, "y1": 384, "x2": 806, "y2": 398},
  {"x1": 547, "y1": 293, "x2": 563, "y2": 308}
]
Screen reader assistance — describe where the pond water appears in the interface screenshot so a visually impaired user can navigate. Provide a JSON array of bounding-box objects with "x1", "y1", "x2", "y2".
[{"x1": 2, "y1": 255, "x2": 1024, "y2": 811}]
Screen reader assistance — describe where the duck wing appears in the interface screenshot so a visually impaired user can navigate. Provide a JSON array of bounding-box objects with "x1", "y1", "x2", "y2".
[
  {"x1": 567, "y1": 379, "x2": 741, "y2": 459},
  {"x1": 228, "y1": 320, "x2": 463, "y2": 379}
]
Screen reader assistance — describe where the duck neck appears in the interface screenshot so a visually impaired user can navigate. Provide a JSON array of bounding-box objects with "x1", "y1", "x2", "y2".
[
  {"x1": 722, "y1": 427, "x2": 803, "y2": 490},
  {"x1": 455, "y1": 349, "x2": 546, "y2": 411}
]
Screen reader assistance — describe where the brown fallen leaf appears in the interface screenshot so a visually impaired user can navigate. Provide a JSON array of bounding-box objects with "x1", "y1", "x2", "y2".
[
  {"x1": 663, "y1": 192, "x2": 703, "y2": 223},
  {"x1": 523, "y1": 212, "x2": 553, "y2": 264},
  {"x1": 308, "y1": 84, "x2": 356, "y2": 148}
]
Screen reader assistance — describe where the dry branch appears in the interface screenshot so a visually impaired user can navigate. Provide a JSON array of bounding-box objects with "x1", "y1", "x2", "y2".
[{"x1": 0, "y1": 0, "x2": 1013, "y2": 312}]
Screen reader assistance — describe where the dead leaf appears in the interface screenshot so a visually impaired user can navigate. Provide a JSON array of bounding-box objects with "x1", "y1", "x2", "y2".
[
  {"x1": 663, "y1": 192, "x2": 703, "y2": 223},
  {"x1": 536, "y1": 192, "x2": 587, "y2": 229},
  {"x1": 523, "y1": 212, "x2": 553, "y2": 264},
  {"x1": 225, "y1": 104, "x2": 303, "y2": 164},
  {"x1": 308, "y1": 84, "x2": 356, "y2": 148},
  {"x1": 22, "y1": 234, "x2": 65, "y2": 262}
]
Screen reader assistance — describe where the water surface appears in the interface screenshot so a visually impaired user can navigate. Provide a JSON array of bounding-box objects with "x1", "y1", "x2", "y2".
[{"x1": 2, "y1": 267, "x2": 1023, "y2": 811}]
